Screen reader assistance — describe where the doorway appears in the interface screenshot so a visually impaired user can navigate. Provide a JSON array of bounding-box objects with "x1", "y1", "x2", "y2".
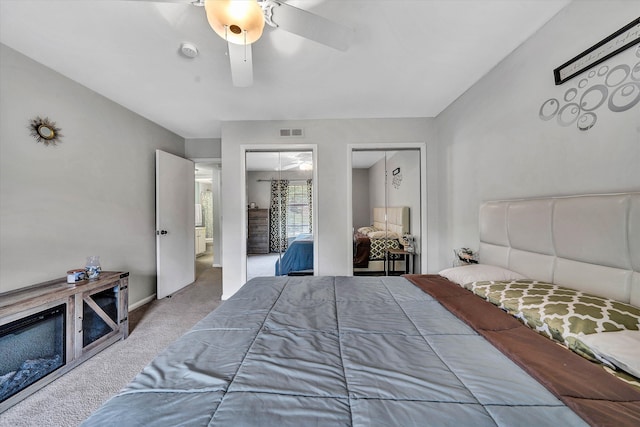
[
  {"x1": 195, "y1": 162, "x2": 213, "y2": 277},
  {"x1": 194, "y1": 161, "x2": 222, "y2": 279},
  {"x1": 245, "y1": 149, "x2": 316, "y2": 281},
  {"x1": 351, "y1": 148, "x2": 423, "y2": 276}
]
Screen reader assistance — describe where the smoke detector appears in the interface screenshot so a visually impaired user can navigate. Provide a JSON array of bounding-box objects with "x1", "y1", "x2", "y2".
[{"x1": 180, "y1": 42, "x2": 199, "y2": 59}]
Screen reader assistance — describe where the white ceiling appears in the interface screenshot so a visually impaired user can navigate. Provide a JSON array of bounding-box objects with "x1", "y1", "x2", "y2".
[
  {"x1": 246, "y1": 150, "x2": 313, "y2": 171},
  {"x1": 195, "y1": 161, "x2": 218, "y2": 180},
  {"x1": 352, "y1": 150, "x2": 387, "y2": 169},
  {"x1": 0, "y1": 0, "x2": 570, "y2": 139}
]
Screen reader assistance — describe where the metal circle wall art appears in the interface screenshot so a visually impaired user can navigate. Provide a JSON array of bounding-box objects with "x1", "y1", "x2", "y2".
[
  {"x1": 29, "y1": 116, "x2": 62, "y2": 146},
  {"x1": 608, "y1": 82, "x2": 640, "y2": 113},
  {"x1": 539, "y1": 49, "x2": 639, "y2": 132},
  {"x1": 564, "y1": 88, "x2": 577, "y2": 102},
  {"x1": 631, "y1": 62, "x2": 640, "y2": 81},
  {"x1": 556, "y1": 103, "x2": 580, "y2": 126},
  {"x1": 577, "y1": 113, "x2": 597, "y2": 131},
  {"x1": 597, "y1": 65, "x2": 609, "y2": 77},
  {"x1": 605, "y1": 64, "x2": 630, "y2": 87},
  {"x1": 579, "y1": 85, "x2": 608, "y2": 111},
  {"x1": 538, "y1": 98, "x2": 559, "y2": 121}
]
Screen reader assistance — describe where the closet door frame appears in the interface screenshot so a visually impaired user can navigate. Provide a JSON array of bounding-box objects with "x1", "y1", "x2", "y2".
[
  {"x1": 347, "y1": 143, "x2": 428, "y2": 275},
  {"x1": 240, "y1": 144, "x2": 318, "y2": 285}
]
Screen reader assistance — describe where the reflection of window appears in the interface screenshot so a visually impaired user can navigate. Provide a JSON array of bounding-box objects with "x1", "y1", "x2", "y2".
[{"x1": 286, "y1": 183, "x2": 311, "y2": 238}]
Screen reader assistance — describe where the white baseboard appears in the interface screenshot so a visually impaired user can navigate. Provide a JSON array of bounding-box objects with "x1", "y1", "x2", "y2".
[
  {"x1": 212, "y1": 264, "x2": 222, "y2": 268},
  {"x1": 129, "y1": 293, "x2": 156, "y2": 311}
]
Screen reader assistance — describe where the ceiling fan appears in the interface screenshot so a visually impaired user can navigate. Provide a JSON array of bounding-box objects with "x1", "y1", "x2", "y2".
[
  {"x1": 150, "y1": 0, "x2": 352, "y2": 87},
  {"x1": 280, "y1": 152, "x2": 313, "y2": 171}
]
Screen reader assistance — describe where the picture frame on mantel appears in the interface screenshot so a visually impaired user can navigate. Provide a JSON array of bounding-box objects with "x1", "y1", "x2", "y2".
[{"x1": 553, "y1": 17, "x2": 640, "y2": 85}]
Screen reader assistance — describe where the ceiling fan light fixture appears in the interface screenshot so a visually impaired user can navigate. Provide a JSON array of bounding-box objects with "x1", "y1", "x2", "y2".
[{"x1": 205, "y1": 0, "x2": 265, "y2": 45}]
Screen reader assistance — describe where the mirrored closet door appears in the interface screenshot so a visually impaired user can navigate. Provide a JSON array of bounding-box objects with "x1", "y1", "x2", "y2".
[
  {"x1": 352, "y1": 149, "x2": 421, "y2": 276},
  {"x1": 246, "y1": 150, "x2": 314, "y2": 281}
]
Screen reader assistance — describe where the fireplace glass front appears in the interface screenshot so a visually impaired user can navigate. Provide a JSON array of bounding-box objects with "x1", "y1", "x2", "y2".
[
  {"x1": 0, "y1": 304, "x2": 66, "y2": 403},
  {"x1": 83, "y1": 286, "x2": 118, "y2": 348}
]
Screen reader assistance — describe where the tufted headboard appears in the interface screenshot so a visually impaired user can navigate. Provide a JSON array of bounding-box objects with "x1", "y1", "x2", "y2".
[
  {"x1": 372, "y1": 207, "x2": 410, "y2": 236},
  {"x1": 479, "y1": 193, "x2": 640, "y2": 307}
]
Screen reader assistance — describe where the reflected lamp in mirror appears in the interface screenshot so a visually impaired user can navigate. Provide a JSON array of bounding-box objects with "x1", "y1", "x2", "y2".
[
  {"x1": 454, "y1": 248, "x2": 478, "y2": 266},
  {"x1": 402, "y1": 234, "x2": 415, "y2": 254}
]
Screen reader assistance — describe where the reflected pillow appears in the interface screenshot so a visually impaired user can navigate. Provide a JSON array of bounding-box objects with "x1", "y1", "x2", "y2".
[
  {"x1": 438, "y1": 264, "x2": 526, "y2": 285},
  {"x1": 579, "y1": 330, "x2": 640, "y2": 378},
  {"x1": 357, "y1": 226, "x2": 377, "y2": 234},
  {"x1": 368, "y1": 231, "x2": 401, "y2": 239}
]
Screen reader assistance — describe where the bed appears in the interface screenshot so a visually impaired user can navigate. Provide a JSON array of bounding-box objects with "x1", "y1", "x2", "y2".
[
  {"x1": 353, "y1": 207, "x2": 409, "y2": 273},
  {"x1": 274, "y1": 233, "x2": 313, "y2": 276},
  {"x1": 82, "y1": 276, "x2": 589, "y2": 426},
  {"x1": 82, "y1": 193, "x2": 640, "y2": 426}
]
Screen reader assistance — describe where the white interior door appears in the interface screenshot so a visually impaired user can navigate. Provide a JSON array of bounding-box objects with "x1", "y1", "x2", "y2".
[{"x1": 156, "y1": 150, "x2": 195, "y2": 299}]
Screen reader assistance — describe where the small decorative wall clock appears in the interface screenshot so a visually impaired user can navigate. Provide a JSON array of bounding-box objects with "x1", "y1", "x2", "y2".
[{"x1": 29, "y1": 116, "x2": 62, "y2": 145}]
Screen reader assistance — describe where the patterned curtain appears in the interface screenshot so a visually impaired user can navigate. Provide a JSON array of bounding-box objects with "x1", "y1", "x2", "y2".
[
  {"x1": 269, "y1": 180, "x2": 289, "y2": 253},
  {"x1": 306, "y1": 179, "x2": 313, "y2": 233}
]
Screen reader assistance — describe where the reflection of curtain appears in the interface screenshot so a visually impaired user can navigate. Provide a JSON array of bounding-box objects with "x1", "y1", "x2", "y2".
[
  {"x1": 195, "y1": 204, "x2": 203, "y2": 226},
  {"x1": 200, "y1": 190, "x2": 213, "y2": 239},
  {"x1": 269, "y1": 180, "x2": 289, "y2": 253},
  {"x1": 306, "y1": 179, "x2": 313, "y2": 233}
]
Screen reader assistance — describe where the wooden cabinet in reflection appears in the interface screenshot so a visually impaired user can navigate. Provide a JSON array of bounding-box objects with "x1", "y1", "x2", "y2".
[{"x1": 247, "y1": 209, "x2": 269, "y2": 254}]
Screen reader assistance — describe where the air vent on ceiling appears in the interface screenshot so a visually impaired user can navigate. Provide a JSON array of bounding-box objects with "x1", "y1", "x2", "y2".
[{"x1": 280, "y1": 128, "x2": 304, "y2": 138}]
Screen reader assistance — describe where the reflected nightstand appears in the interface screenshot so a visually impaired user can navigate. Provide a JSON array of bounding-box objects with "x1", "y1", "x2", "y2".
[{"x1": 386, "y1": 248, "x2": 414, "y2": 275}]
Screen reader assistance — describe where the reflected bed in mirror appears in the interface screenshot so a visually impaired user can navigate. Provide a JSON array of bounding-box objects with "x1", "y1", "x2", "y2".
[
  {"x1": 275, "y1": 233, "x2": 313, "y2": 276},
  {"x1": 245, "y1": 149, "x2": 315, "y2": 280}
]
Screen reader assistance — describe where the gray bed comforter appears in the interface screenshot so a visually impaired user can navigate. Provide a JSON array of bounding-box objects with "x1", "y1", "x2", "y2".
[{"x1": 82, "y1": 276, "x2": 587, "y2": 426}]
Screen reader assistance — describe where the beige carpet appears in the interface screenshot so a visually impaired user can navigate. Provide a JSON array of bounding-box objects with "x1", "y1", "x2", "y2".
[
  {"x1": 1, "y1": 254, "x2": 222, "y2": 427},
  {"x1": 247, "y1": 253, "x2": 280, "y2": 281}
]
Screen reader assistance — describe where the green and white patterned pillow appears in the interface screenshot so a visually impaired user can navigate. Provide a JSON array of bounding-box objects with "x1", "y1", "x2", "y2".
[{"x1": 463, "y1": 280, "x2": 640, "y2": 361}]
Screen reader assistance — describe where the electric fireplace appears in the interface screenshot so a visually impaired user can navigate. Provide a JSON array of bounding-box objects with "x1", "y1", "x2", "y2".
[
  {"x1": 0, "y1": 304, "x2": 66, "y2": 403},
  {"x1": 0, "y1": 271, "x2": 129, "y2": 412}
]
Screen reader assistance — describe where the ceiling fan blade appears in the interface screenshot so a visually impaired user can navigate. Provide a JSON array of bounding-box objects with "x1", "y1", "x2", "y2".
[
  {"x1": 270, "y1": 2, "x2": 352, "y2": 52},
  {"x1": 227, "y1": 42, "x2": 253, "y2": 87}
]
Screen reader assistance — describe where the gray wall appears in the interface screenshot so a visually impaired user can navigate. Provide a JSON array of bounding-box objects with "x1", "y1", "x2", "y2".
[
  {"x1": 388, "y1": 151, "x2": 423, "y2": 259},
  {"x1": 368, "y1": 151, "x2": 421, "y2": 221},
  {"x1": 435, "y1": 1, "x2": 640, "y2": 267},
  {"x1": 185, "y1": 138, "x2": 221, "y2": 159},
  {"x1": 368, "y1": 156, "x2": 386, "y2": 211},
  {"x1": 0, "y1": 44, "x2": 185, "y2": 305},
  {"x1": 351, "y1": 169, "x2": 370, "y2": 229}
]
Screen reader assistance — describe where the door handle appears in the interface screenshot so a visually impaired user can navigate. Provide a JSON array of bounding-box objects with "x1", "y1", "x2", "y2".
[{"x1": 156, "y1": 230, "x2": 168, "y2": 235}]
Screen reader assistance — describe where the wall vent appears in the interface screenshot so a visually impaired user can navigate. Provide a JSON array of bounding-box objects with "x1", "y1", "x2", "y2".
[{"x1": 279, "y1": 128, "x2": 304, "y2": 138}]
